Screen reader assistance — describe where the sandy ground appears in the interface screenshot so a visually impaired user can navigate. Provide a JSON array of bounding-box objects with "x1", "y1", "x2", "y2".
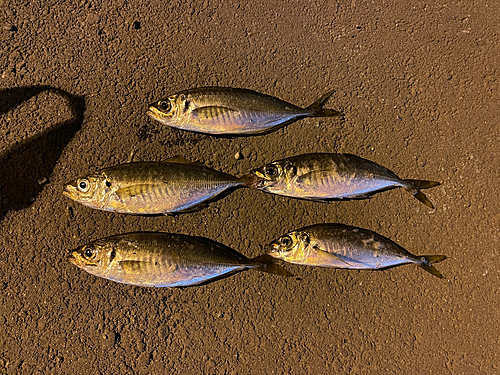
[{"x1": 1, "y1": 0, "x2": 499, "y2": 373}]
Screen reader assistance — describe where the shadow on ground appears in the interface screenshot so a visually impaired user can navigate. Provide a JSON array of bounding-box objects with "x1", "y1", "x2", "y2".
[{"x1": 0, "y1": 86, "x2": 85, "y2": 219}]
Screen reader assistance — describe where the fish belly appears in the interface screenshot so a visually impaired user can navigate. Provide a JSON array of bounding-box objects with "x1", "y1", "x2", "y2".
[
  {"x1": 338, "y1": 251, "x2": 410, "y2": 269},
  {"x1": 186, "y1": 111, "x2": 298, "y2": 134},
  {"x1": 106, "y1": 182, "x2": 235, "y2": 214},
  {"x1": 105, "y1": 261, "x2": 245, "y2": 287},
  {"x1": 295, "y1": 175, "x2": 398, "y2": 199}
]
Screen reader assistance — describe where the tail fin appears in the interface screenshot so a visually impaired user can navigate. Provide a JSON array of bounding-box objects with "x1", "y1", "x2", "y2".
[
  {"x1": 418, "y1": 255, "x2": 447, "y2": 278},
  {"x1": 250, "y1": 254, "x2": 294, "y2": 277},
  {"x1": 402, "y1": 179, "x2": 440, "y2": 209},
  {"x1": 237, "y1": 173, "x2": 257, "y2": 188},
  {"x1": 306, "y1": 90, "x2": 343, "y2": 117}
]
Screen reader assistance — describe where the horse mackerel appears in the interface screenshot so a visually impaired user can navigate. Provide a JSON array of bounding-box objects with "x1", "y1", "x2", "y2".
[
  {"x1": 63, "y1": 156, "x2": 249, "y2": 215},
  {"x1": 69, "y1": 232, "x2": 291, "y2": 287},
  {"x1": 249, "y1": 153, "x2": 440, "y2": 208},
  {"x1": 147, "y1": 87, "x2": 343, "y2": 135},
  {"x1": 268, "y1": 224, "x2": 447, "y2": 278}
]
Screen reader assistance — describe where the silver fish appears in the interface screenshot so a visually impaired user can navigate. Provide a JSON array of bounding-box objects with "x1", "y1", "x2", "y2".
[
  {"x1": 63, "y1": 156, "x2": 249, "y2": 215},
  {"x1": 249, "y1": 153, "x2": 440, "y2": 208},
  {"x1": 69, "y1": 232, "x2": 291, "y2": 287},
  {"x1": 268, "y1": 224, "x2": 447, "y2": 278},
  {"x1": 147, "y1": 87, "x2": 342, "y2": 135}
]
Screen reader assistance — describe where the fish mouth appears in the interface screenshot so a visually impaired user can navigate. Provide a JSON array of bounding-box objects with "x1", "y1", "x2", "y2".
[
  {"x1": 146, "y1": 109, "x2": 157, "y2": 119},
  {"x1": 147, "y1": 106, "x2": 162, "y2": 120},
  {"x1": 266, "y1": 241, "x2": 280, "y2": 256},
  {"x1": 62, "y1": 183, "x2": 75, "y2": 198},
  {"x1": 241, "y1": 172, "x2": 261, "y2": 188},
  {"x1": 252, "y1": 169, "x2": 266, "y2": 179},
  {"x1": 68, "y1": 251, "x2": 97, "y2": 267},
  {"x1": 67, "y1": 251, "x2": 77, "y2": 264},
  {"x1": 245, "y1": 171, "x2": 266, "y2": 189}
]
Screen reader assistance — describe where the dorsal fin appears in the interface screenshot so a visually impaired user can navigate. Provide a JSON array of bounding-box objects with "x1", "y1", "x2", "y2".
[{"x1": 165, "y1": 155, "x2": 199, "y2": 165}]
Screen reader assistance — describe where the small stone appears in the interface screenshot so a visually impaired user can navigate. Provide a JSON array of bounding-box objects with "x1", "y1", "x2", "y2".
[
  {"x1": 37, "y1": 177, "x2": 48, "y2": 185},
  {"x1": 234, "y1": 152, "x2": 243, "y2": 160},
  {"x1": 4, "y1": 25, "x2": 17, "y2": 32},
  {"x1": 241, "y1": 146, "x2": 252, "y2": 158}
]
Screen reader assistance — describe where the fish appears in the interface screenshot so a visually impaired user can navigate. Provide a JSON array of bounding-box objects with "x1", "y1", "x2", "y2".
[
  {"x1": 63, "y1": 155, "x2": 249, "y2": 215},
  {"x1": 147, "y1": 87, "x2": 342, "y2": 135},
  {"x1": 69, "y1": 232, "x2": 292, "y2": 287},
  {"x1": 248, "y1": 153, "x2": 440, "y2": 208},
  {"x1": 268, "y1": 224, "x2": 447, "y2": 278}
]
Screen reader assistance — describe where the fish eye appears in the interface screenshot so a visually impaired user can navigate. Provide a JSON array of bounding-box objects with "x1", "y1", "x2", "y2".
[
  {"x1": 265, "y1": 166, "x2": 278, "y2": 177},
  {"x1": 84, "y1": 247, "x2": 94, "y2": 259},
  {"x1": 159, "y1": 100, "x2": 171, "y2": 112},
  {"x1": 77, "y1": 179, "x2": 91, "y2": 193},
  {"x1": 280, "y1": 235, "x2": 293, "y2": 247}
]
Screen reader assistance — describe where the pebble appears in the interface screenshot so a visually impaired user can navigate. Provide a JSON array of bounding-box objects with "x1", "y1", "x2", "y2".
[
  {"x1": 234, "y1": 152, "x2": 243, "y2": 160},
  {"x1": 241, "y1": 146, "x2": 252, "y2": 158},
  {"x1": 3, "y1": 25, "x2": 17, "y2": 32}
]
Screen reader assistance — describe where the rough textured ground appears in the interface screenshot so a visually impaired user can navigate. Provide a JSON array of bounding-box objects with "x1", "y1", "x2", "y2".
[{"x1": 1, "y1": 0, "x2": 499, "y2": 374}]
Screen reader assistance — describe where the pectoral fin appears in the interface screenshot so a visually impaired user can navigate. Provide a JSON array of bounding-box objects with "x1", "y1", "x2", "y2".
[
  {"x1": 192, "y1": 106, "x2": 238, "y2": 120},
  {"x1": 296, "y1": 170, "x2": 335, "y2": 187},
  {"x1": 309, "y1": 245, "x2": 353, "y2": 267},
  {"x1": 118, "y1": 260, "x2": 150, "y2": 272},
  {"x1": 115, "y1": 184, "x2": 166, "y2": 199}
]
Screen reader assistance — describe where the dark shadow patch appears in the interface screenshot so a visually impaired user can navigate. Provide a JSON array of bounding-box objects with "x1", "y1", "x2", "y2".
[{"x1": 0, "y1": 85, "x2": 85, "y2": 219}]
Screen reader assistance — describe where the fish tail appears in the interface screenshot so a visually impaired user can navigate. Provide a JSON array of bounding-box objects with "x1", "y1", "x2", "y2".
[
  {"x1": 418, "y1": 255, "x2": 447, "y2": 278},
  {"x1": 250, "y1": 254, "x2": 294, "y2": 277},
  {"x1": 306, "y1": 90, "x2": 343, "y2": 117},
  {"x1": 402, "y1": 179, "x2": 440, "y2": 209},
  {"x1": 237, "y1": 173, "x2": 258, "y2": 188}
]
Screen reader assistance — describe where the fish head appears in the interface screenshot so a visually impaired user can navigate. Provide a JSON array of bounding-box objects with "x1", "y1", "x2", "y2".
[
  {"x1": 63, "y1": 173, "x2": 111, "y2": 210},
  {"x1": 249, "y1": 160, "x2": 297, "y2": 192},
  {"x1": 68, "y1": 240, "x2": 116, "y2": 277},
  {"x1": 147, "y1": 95, "x2": 183, "y2": 126},
  {"x1": 267, "y1": 231, "x2": 310, "y2": 264}
]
